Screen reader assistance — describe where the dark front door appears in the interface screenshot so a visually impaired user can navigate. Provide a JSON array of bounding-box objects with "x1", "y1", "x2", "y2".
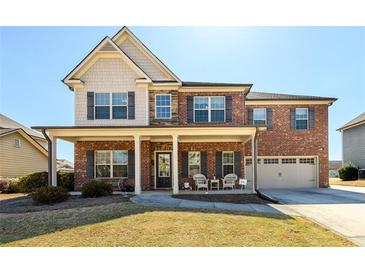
[{"x1": 156, "y1": 152, "x2": 172, "y2": 188}]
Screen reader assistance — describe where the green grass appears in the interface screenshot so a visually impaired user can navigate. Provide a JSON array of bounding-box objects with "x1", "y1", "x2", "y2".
[{"x1": 0, "y1": 201, "x2": 354, "y2": 247}]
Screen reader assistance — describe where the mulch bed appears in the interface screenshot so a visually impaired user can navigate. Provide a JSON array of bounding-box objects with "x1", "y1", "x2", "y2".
[
  {"x1": 172, "y1": 194, "x2": 268, "y2": 204},
  {"x1": 0, "y1": 195, "x2": 132, "y2": 214}
]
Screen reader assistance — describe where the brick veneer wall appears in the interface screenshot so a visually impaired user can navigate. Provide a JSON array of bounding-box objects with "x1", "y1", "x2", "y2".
[
  {"x1": 245, "y1": 104, "x2": 329, "y2": 187},
  {"x1": 74, "y1": 141, "x2": 151, "y2": 191},
  {"x1": 178, "y1": 92, "x2": 246, "y2": 125}
]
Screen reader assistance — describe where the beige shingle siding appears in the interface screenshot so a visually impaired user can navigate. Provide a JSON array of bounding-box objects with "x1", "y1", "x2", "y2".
[
  {"x1": 118, "y1": 38, "x2": 173, "y2": 81},
  {"x1": 76, "y1": 58, "x2": 148, "y2": 126},
  {"x1": 0, "y1": 132, "x2": 48, "y2": 178}
]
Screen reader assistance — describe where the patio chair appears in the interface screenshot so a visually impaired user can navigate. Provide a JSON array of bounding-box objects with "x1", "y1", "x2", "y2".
[
  {"x1": 222, "y1": 173, "x2": 238, "y2": 190},
  {"x1": 193, "y1": 174, "x2": 209, "y2": 191}
]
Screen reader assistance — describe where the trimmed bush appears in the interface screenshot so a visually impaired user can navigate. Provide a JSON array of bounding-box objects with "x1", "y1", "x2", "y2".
[
  {"x1": 0, "y1": 178, "x2": 20, "y2": 193},
  {"x1": 32, "y1": 186, "x2": 70, "y2": 205},
  {"x1": 18, "y1": 171, "x2": 74, "y2": 192},
  {"x1": 81, "y1": 180, "x2": 113, "y2": 198},
  {"x1": 338, "y1": 162, "x2": 358, "y2": 181}
]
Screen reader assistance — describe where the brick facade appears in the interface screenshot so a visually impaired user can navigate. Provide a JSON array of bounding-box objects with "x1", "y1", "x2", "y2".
[{"x1": 245, "y1": 104, "x2": 329, "y2": 187}]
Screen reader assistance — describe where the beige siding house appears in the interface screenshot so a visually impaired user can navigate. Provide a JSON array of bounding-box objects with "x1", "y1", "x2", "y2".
[{"x1": 0, "y1": 114, "x2": 48, "y2": 178}]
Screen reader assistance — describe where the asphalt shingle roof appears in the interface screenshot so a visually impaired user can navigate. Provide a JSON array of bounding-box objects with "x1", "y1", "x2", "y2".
[
  {"x1": 247, "y1": 91, "x2": 337, "y2": 101},
  {"x1": 0, "y1": 114, "x2": 45, "y2": 139},
  {"x1": 338, "y1": 112, "x2": 365, "y2": 131}
]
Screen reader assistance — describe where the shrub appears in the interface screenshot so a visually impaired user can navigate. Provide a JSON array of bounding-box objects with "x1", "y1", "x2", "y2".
[
  {"x1": 32, "y1": 186, "x2": 69, "y2": 205},
  {"x1": 18, "y1": 171, "x2": 74, "y2": 192},
  {"x1": 0, "y1": 178, "x2": 20, "y2": 193},
  {"x1": 81, "y1": 180, "x2": 113, "y2": 198},
  {"x1": 338, "y1": 162, "x2": 358, "y2": 181},
  {"x1": 57, "y1": 172, "x2": 74, "y2": 191}
]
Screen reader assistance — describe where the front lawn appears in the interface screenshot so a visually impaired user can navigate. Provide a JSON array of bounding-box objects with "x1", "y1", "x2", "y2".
[
  {"x1": 0, "y1": 197, "x2": 354, "y2": 247},
  {"x1": 330, "y1": 178, "x2": 365, "y2": 187}
]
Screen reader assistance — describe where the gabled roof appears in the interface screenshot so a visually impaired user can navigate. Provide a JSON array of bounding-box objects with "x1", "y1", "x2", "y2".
[
  {"x1": 0, "y1": 114, "x2": 45, "y2": 139},
  {"x1": 63, "y1": 36, "x2": 152, "y2": 89},
  {"x1": 0, "y1": 128, "x2": 48, "y2": 156},
  {"x1": 112, "y1": 27, "x2": 181, "y2": 83},
  {"x1": 337, "y1": 112, "x2": 365, "y2": 131},
  {"x1": 247, "y1": 91, "x2": 337, "y2": 101}
]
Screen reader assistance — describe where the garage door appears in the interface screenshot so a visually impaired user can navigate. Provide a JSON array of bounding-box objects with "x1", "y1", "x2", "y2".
[{"x1": 245, "y1": 157, "x2": 318, "y2": 189}]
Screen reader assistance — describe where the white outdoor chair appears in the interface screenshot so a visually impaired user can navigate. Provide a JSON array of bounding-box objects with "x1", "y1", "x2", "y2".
[
  {"x1": 222, "y1": 173, "x2": 238, "y2": 190},
  {"x1": 193, "y1": 174, "x2": 209, "y2": 191}
]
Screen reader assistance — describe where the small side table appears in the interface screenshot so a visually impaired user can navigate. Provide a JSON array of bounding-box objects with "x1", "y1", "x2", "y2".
[{"x1": 210, "y1": 179, "x2": 220, "y2": 190}]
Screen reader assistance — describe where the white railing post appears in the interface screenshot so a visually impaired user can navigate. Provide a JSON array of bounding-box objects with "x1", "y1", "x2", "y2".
[
  {"x1": 134, "y1": 135, "x2": 141, "y2": 195},
  {"x1": 172, "y1": 135, "x2": 179, "y2": 194}
]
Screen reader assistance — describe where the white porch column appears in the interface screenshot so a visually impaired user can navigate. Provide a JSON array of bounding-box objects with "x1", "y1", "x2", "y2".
[
  {"x1": 172, "y1": 135, "x2": 179, "y2": 194},
  {"x1": 134, "y1": 135, "x2": 141, "y2": 195},
  {"x1": 51, "y1": 137, "x2": 57, "y2": 186},
  {"x1": 251, "y1": 134, "x2": 257, "y2": 194}
]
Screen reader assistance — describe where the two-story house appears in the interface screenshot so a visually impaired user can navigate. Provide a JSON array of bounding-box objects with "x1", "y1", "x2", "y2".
[{"x1": 33, "y1": 27, "x2": 336, "y2": 194}]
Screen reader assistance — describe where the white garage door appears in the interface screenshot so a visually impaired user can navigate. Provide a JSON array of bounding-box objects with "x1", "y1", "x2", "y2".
[{"x1": 245, "y1": 157, "x2": 318, "y2": 189}]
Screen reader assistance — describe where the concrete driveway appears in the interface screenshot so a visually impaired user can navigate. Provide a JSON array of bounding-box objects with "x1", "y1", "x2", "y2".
[{"x1": 262, "y1": 186, "x2": 365, "y2": 246}]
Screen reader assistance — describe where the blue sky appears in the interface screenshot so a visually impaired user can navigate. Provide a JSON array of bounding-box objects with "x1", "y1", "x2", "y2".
[{"x1": 1, "y1": 27, "x2": 364, "y2": 161}]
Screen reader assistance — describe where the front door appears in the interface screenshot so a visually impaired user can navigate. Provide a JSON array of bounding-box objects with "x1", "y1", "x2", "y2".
[{"x1": 156, "y1": 152, "x2": 172, "y2": 188}]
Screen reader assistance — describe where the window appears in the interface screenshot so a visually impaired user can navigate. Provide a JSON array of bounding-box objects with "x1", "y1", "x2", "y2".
[
  {"x1": 14, "y1": 138, "x2": 21, "y2": 148},
  {"x1": 95, "y1": 92, "x2": 128, "y2": 120},
  {"x1": 295, "y1": 108, "x2": 308, "y2": 129},
  {"x1": 95, "y1": 93, "x2": 110, "y2": 119},
  {"x1": 282, "y1": 158, "x2": 297, "y2": 164},
  {"x1": 222, "y1": 152, "x2": 234, "y2": 176},
  {"x1": 245, "y1": 159, "x2": 252, "y2": 165},
  {"x1": 158, "y1": 154, "x2": 171, "y2": 177},
  {"x1": 263, "y1": 158, "x2": 279, "y2": 164},
  {"x1": 95, "y1": 151, "x2": 128, "y2": 178},
  {"x1": 253, "y1": 108, "x2": 266, "y2": 125},
  {"x1": 155, "y1": 95, "x2": 171, "y2": 119},
  {"x1": 112, "y1": 93, "x2": 128, "y2": 119},
  {"x1": 194, "y1": 96, "x2": 225, "y2": 122},
  {"x1": 299, "y1": 158, "x2": 315, "y2": 164},
  {"x1": 188, "y1": 152, "x2": 201, "y2": 177}
]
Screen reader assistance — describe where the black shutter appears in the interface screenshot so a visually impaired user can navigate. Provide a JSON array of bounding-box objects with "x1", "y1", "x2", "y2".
[
  {"x1": 267, "y1": 108, "x2": 273, "y2": 130},
  {"x1": 87, "y1": 92, "x2": 94, "y2": 120},
  {"x1": 187, "y1": 96, "x2": 194, "y2": 123},
  {"x1": 215, "y1": 151, "x2": 222, "y2": 178},
  {"x1": 309, "y1": 107, "x2": 315, "y2": 129},
  {"x1": 201, "y1": 151, "x2": 207, "y2": 176},
  {"x1": 225, "y1": 96, "x2": 232, "y2": 123},
  {"x1": 247, "y1": 108, "x2": 253, "y2": 125},
  {"x1": 182, "y1": 152, "x2": 188, "y2": 177},
  {"x1": 290, "y1": 108, "x2": 296, "y2": 129},
  {"x1": 128, "y1": 92, "x2": 135, "y2": 120},
  {"x1": 128, "y1": 150, "x2": 135, "y2": 178},
  {"x1": 234, "y1": 151, "x2": 241, "y2": 177},
  {"x1": 86, "y1": 150, "x2": 94, "y2": 179}
]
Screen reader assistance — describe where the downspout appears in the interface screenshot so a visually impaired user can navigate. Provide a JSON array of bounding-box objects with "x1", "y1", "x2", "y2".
[{"x1": 41, "y1": 129, "x2": 52, "y2": 186}]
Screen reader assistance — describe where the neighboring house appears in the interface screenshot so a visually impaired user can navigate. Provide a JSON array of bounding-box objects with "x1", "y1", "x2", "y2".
[
  {"x1": 33, "y1": 27, "x2": 336, "y2": 193},
  {"x1": 57, "y1": 159, "x2": 74, "y2": 173},
  {"x1": 0, "y1": 114, "x2": 48, "y2": 177},
  {"x1": 337, "y1": 112, "x2": 365, "y2": 169},
  {"x1": 329, "y1": 160, "x2": 342, "y2": 178}
]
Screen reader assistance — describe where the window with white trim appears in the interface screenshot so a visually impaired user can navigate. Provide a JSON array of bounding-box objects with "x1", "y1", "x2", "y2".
[
  {"x1": 95, "y1": 92, "x2": 128, "y2": 120},
  {"x1": 14, "y1": 138, "x2": 21, "y2": 148},
  {"x1": 155, "y1": 94, "x2": 171, "y2": 119},
  {"x1": 95, "y1": 151, "x2": 128, "y2": 178},
  {"x1": 222, "y1": 151, "x2": 234, "y2": 176},
  {"x1": 253, "y1": 108, "x2": 266, "y2": 125},
  {"x1": 295, "y1": 108, "x2": 308, "y2": 129},
  {"x1": 194, "y1": 96, "x2": 225, "y2": 122},
  {"x1": 263, "y1": 158, "x2": 279, "y2": 164},
  {"x1": 188, "y1": 151, "x2": 201, "y2": 177},
  {"x1": 282, "y1": 158, "x2": 297, "y2": 164},
  {"x1": 299, "y1": 158, "x2": 315, "y2": 164},
  {"x1": 245, "y1": 159, "x2": 252, "y2": 165}
]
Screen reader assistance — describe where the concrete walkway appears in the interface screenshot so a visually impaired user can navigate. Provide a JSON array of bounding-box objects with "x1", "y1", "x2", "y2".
[
  {"x1": 130, "y1": 191, "x2": 297, "y2": 216},
  {"x1": 261, "y1": 186, "x2": 365, "y2": 247}
]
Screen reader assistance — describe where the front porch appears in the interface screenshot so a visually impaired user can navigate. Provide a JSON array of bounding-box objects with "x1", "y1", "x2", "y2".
[{"x1": 34, "y1": 125, "x2": 266, "y2": 195}]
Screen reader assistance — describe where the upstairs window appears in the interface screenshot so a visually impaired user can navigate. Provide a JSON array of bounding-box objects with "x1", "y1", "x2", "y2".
[
  {"x1": 95, "y1": 92, "x2": 128, "y2": 120},
  {"x1": 95, "y1": 93, "x2": 110, "y2": 119},
  {"x1": 295, "y1": 108, "x2": 308, "y2": 129},
  {"x1": 194, "y1": 96, "x2": 225, "y2": 123},
  {"x1": 155, "y1": 94, "x2": 172, "y2": 119},
  {"x1": 222, "y1": 151, "x2": 234, "y2": 176},
  {"x1": 14, "y1": 138, "x2": 21, "y2": 148},
  {"x1": 253, "y1": 108, "x2": 266, "y2": 125}
]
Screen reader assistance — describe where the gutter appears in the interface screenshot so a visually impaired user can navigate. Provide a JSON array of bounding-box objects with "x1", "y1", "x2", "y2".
[{"x1": 41, "y1": 129, "x2": 52, "y2": 186}]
